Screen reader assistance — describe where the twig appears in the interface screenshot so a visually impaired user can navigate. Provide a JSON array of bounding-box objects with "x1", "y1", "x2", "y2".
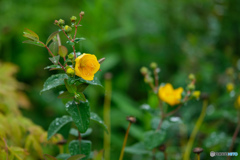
[{"x1": 119, "y1": 122, "x2": 132, "y2": 160}]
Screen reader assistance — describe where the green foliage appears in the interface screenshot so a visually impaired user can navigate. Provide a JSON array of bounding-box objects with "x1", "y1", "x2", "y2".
[{"x1": 68, "y1": 140, "x2": 91, "y2": 160}]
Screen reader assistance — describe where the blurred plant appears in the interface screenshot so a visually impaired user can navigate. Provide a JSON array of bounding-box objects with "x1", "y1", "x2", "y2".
[
  {"x1": 123, "y1": 63, "x2": 201, "y2": 159},
  {"x1": 23, "y1": 12, "x2": 107, "y2": 159},
  {"x1": 0, "y1": 62, "x2": 62, "y2": 160}
]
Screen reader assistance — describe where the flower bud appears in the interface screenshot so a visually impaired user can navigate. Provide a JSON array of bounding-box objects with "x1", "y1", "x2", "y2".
[
  {"x1": 64, "y1": 25, "x2": 72, "y2": 33},
  {"x1": 150, "y1": 62, "x2": 157, "y2": 69},
  {"x1": 58, "y1": 19, "x2": 65, "y2": 25},
  {"x1": 54, "y1": 20, "x2": 59, "y2": 25},
  {"x1": 187, "y1": 83, "x2": 195, "y2": 90},
  {"x1": 80, "y1": 11, "x2": 85, "y2": 16},
  {"x1": 126, "y1": 116, "x2": 136, "y2": 123},
  {"x1": 226, "y1": 83, "x2": 234, "y2": 92},
  {"x1": 140, "y1": 67, "x2": 148, "y2": 75},
  {"x1": 192, "y1": 91, "x2": 201, "y2": 99},
  {"x1": 70, "y1": 16, "x2": 77, "y2": 23},
  {"x1": 66, "y1": 67, "x2": 75, "y2": 77},
  {"x1": 188, "y1": 73, "x2": 195, "y2": 81},
  {"x1": 68, "y1": 53, "x2": 74, "y2": 60},
  {"x1": 193, "y1": 147, "x2": 203, "y2": 154}
]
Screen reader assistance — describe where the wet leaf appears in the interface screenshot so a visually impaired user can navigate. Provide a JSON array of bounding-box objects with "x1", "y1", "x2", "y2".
[
  {"x1": 74, "y1": 38, "x2": 85, "y2": 43},
  {"x1": 49, "y1": 41, "x2": 59, "y2": 56},
  {"x1": 46, "y1": 31, "x2": 60, "y2": 45},
  {"x1": 64, "y1": 79, "x2": 77, "y2": 94},
  {"x1": 74, "y1": 92, "x2": 86, "y2": 102},
  {"x1": 69, "y1": 128, "x2": 92, "y2": 137},
  {"x1": 56, "y1": 154, "x2": 71, "y2": 160},
  {"x1": 22, "y1": 40, "x2": 45, "y2": 47},
  {"x1": 143, "y1": 130, "x2": 166, "y2": 150},
  {"x1": 76, "y1": 83, "x2": 89, "y2": 92},
  {"x1": 49, "y1": 55, "x2": 60, "y2": 65},
  {"x1": 125, "y1": 142, "x2": 151, "y2": 155},
  {"x1": 68, "y1": 140, "x2": 91, "y2": 160},
  {"x1": 66, "y1": 101, "x2": 90, "y2": 133},
  {"x1": 67, "y1": 41, "x2": 75, "y2": 46},
  {"x1": 75, "y1": 76, "x2": 102, "y2": 87},
  {"x1": 47, "y1": 115, "x2": 73, "y2": 140},
  {"x1": 40, "y1": 74, "x2": 68, "y2": 94},
  {"x1": 90, "y1": 112, "x2": 108, "y2": 133},
  {"x1": 58, "y1": 45, "x2": 68, "y2": 57},
  {"x1": 44, "y1": 65, "x2": 62, "y2": 70},
  {"x1": 58, "y1": 91, "x2": 74, "y2": 99}
]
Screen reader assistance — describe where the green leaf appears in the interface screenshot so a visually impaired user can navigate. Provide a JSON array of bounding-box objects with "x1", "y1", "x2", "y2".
[
  {"x1": 58, "y1": 45, "x2": 68, "y2": 57},
  {"x1": 64, "y1": 79, "x2": 77, "y2": 94},
  {"x1": 75, "y1": 76, "x2": 102, "y2": 87},
  {"x1": 143, "y1": 130, "x2": 166, "y2": 150},
  {"x1": 23, "y1": 28, "x2": 39, "y2": 40},
  {"x1": 44, "y1": 65, "x2": 62, "y2": 70},
  {"x1": 66, "y1": 101, "x2": 90, "y2": 133},
  {"x1": 49, "y1": 41, "x2": 59, "y2": 56},
  {"x1": 40, "y1": 74, "x2": 68, "y2": 94},
  {"x1": 74, "y1": 38, "x2": 85, "y2": 43},
  {"x1": 49, "y1": 55, "x2": 60, "y2": 65},
  {"x1": 67, "y1": 41, "x2": 75, "y2": 46},
  {"x1": 22, "y1": 40, "x2": 45, "y2": 47},
  {"x1": 58, "y1": 91, "x2": 74, "y2": 99},
  {"x1": 44, "y1": 154, "x2": 57, "y2": 160},
  {"x1": 46, "y1": 31, "x2": 60, "y2": 45},
  {"x1": 90, "y1": 112, "x2": 108, "y2": 133},
  {"x1": 125, "y1": 142, "x2": 151, "y2": 155},
  {"x1": 68, "y1": 140, "x2": 91, "y2": 160},
  {"x1": 56, "y1": 154, "x2": 71, "y2": 160},
  {"x1": 47, "y1": 115, "x2": 73, "y2": 140},
  {"x1": 74, "y1": 92, "x2": 86, "y2": 102},
  {"x1": 70, "y1": 128, "x2": 92, "y2": 137},
  {"x1": 67, "y1": 154, "x2": 86, "y2": 160},
  {"x1": 76, "y1": 83, "x2": 89, "y2": 92}
]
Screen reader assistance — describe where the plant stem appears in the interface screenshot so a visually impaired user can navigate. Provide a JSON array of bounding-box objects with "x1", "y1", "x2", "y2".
[
  {"x1": 73, "y1": 15, "x2": 83, "y2": 40},
  {"x1": 227, "y1": 111, "x2": 240, "y2": 160},
  {"x1": 104, "y1": 73, "x2": 112, "y2": 160},
  {"x1": 119, "y1": 122, "x2": 132, "y2": 160},
  {"x1": 154, "y1": 68, "x2": 159, "y2": 91},
  {"x1": 78, "y1": 131, "x2": 82, "y2": 141},
  {"x1": 165, "y1": 104, "x2": 182, "y2": 117},
  {"x1": 2, "y1": 138, "x2": 9, "y2": 160},
  {"x1": 197, "y1": 154, "x2": 200, "y2": 160},
  {"x1": 72, "y1": 45, "x2": 76, "y2": 59},
  {"x1": 183, "y1": 100, "x2": 208, "y2": 160}
]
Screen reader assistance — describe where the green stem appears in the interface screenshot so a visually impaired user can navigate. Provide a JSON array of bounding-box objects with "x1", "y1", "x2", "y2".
[
  {"x1": 104, "y1": 73, "x2": 112, "y2": 160},
  {"x1": 183, "y1": 100, "x2": 208, "y2": 160},
  {"x1": 197, "y1": 154, "x2": 200, "y2": 160},
  {"x1": 119, "y1": 122, "x2": 131, "y2": 160}
]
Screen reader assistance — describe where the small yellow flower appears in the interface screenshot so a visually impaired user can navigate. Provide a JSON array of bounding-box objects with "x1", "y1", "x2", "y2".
[
  {"x1": 75, "y1": 53, "x2": 100, "y2": 81},
  {"x1": 226, "y1": 83, "x2": 234, "y2": 92},
  {"x1": 192, "y1": 91, "x2": 201, "y2": 99},
  {"x1": 158, "y1": 83, "x2": 184, "y2": 106}
]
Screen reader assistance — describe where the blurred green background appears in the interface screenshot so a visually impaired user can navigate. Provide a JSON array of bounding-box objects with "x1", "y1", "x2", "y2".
[{"x1": 1, "y1": 0, "x2": 240, "y2": 159}]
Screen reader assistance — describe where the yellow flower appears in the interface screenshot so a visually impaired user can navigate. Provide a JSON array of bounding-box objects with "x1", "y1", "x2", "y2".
[
  {"x1": 158, "y1": 83, "x2": 184, "y2": 106},
  {"x1": 192, "y1": 91, "x2": 201, "y2": 99},
  {"x1": 226, "y1": 83, "x2": 234, "y2": 92},
  {"x1": 75, "y1": 53, "x2": 100, "y2": 81}
]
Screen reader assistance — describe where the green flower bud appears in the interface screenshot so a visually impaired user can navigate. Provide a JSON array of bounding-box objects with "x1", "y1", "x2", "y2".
[
  {"x1": 54, "y1": 20, "x2": 59, "y2": 25},
  {"x1": 58, "y1": 19, "x2": 65, "y2": 25},
  {"x1": 187, "y1": 83, "x2": 195, "y2": 90},
  {"x1": 70, "y1": 16, "x2": 77, "y2": 22},
  {"x1": 188, "y1": 73, "x2": 195, "y2": 81},
  {"x1": 150, "y1": 62, "x2": 157, "y2": 69},
  {"x1": 140, "y1": 67, "x2": 148, "y2": 75},
  {"x1": 66, "y1": 67, "x2": 75, "y2": 77},
  {"x1": 64, "y1": 25, "x2": 72, "y2": 33},
  {"x1": 68, "y1": 53, "x2": 74, "y2": 60}
]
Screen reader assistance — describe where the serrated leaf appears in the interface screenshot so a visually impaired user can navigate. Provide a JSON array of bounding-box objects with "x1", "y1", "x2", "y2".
[
  {"x1": 67, "y1": 154, "x2": 85, "y2": 160},
  {"x1": 58, "y1": 46, "x2": 68, "y2": 57},
  {"x1": 44, "y1": 65, "x2": 62, "y2": 70},
  {"x1": 44, "y1": 154, "x2": 58, "y2": 160},
  {"x1": 66, "y1": 101, "x2": 90, "y2": 133},
  {"x1": 74, "y1": 38, "x2": 85, "y2": 43},
  {"x1": 40, "y1": 74, "x2": 68, "y2": 94},
  {"x1": 49, "y1": 41, "x2": 59, "y2": 56},
  {"x1": 64, "y1": 79, "x2": 77, "y2": 94},
  {"x1": 90, "y1": 112, "x2": 108, "y2": 133},
  {"x1": 49, "y1": 55, "x2": 60, "y2": 65},
  {"x1": 143, "y1": 130, "x2": 166, "y2": 150},
  {"x1": 46, "y1": 31, "x2": 60, "y2": 45},
  {"x1": 74, "y1": 92, "x2": 86, "y2": 102},
  {"x1": 68, "y1": 140, "x2": 91, "y2": 160},
  {"x1": 47, "y1": 115, "x2": 73, "y2": 140},
  {"x1": 76, "y1": 83, "x2": 89, "y2": 92},
  {"x1": 58, "y1": 91, "x2": 74, "y2": 99},
  {"x1": 22, "y1": 40, "x2": 45, "y2": 47}
]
